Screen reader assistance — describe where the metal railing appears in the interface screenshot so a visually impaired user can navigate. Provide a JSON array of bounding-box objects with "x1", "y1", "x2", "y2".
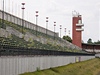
[{"x1": 0, "y1": 45, "x2": 95, "y2": 56}]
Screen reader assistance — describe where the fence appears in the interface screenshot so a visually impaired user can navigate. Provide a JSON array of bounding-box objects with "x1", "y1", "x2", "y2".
[
  {"x1": 0, "y1": 44, "x2": 95, "y2": 56},
  {"x1": 0, "y1": 45, "x2": 95, "y2": 75}
]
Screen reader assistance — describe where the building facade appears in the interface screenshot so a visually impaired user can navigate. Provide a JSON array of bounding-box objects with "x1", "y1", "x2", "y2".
[{"x1": 72, "y1": 12, "x2": 84, "y2": 48}]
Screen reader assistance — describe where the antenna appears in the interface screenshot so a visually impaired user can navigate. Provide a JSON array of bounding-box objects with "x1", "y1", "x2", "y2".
[{"x1": 72, "y1": 10, "x2": 78, "y2": 17}]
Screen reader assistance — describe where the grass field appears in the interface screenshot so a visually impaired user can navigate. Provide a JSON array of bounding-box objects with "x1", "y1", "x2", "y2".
[{"x1": 20, "y1": 58, "x2": 100, "y2": 75}]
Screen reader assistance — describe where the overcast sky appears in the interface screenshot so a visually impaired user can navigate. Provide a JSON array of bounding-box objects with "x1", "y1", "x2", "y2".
[{"x1": 0, "y1": 0, "x2": 100, "y2": 43}]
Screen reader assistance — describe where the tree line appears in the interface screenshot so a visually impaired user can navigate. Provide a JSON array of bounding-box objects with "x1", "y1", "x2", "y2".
[{"x1": 63, "y1": 36, "x2": 100, "y2": 44}]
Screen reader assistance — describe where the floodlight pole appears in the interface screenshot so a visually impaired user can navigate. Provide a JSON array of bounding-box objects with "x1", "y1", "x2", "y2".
[
  {"x1": 21, "y1": 3, "x2": 25, "y2": 34},
  {"x1": 2, "y1": 0, "x2": 4, "y2": 28},
  {"x1": 36, "y1": 11, "x2": 38, "y2": 36},
  {"x1": 46, "y1": 17, "x2": 48, "y2": 37},
  {"x1": 54, "y1": 22, "x2": 56, "y2": 40}
]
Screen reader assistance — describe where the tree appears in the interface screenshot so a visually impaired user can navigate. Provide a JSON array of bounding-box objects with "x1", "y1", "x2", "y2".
[
  {"x1": 94, "y1": 40, "x2": 100, "y2": 44},
  {"x1": 63, "y1": 35, "x2": 72, "y2": 43},
  {"x1": 87, "y1": 38, "x2": 93, "y2": 44}
]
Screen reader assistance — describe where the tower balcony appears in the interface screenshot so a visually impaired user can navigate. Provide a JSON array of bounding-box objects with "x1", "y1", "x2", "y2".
[
  {"x1": 76, "y1": 28, "x2": 84, "y2": 31},
  {"x1": 76, "y1": 23, "x2": 84, "y2": 26}
]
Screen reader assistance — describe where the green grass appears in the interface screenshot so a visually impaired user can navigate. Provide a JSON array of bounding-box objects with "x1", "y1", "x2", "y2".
[{"x1": 20, "y1": 58, "x2": 100, "y2": 75}]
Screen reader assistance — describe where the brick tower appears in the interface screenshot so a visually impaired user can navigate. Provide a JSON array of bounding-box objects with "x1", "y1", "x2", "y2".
[{"x1": 72, "y1": 12, "x2": 84, "y2": 48}]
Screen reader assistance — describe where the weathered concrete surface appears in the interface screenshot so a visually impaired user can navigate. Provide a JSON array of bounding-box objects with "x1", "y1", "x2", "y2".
[{"x1": 0, "y1": 56, "x2": 94, "y2": 75}]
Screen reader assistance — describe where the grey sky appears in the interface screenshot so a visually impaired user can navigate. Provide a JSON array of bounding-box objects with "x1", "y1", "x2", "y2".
[{"x1": 0, "y1": 0, "x2": 100, "y2": 43}]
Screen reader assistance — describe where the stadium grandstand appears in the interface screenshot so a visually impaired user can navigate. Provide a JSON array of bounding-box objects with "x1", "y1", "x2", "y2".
[{"x1": 0, "y1": 10, "x2": 88, "y2": 56}]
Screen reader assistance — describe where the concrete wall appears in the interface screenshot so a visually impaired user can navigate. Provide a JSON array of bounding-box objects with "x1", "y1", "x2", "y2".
[
  {"x1": 0, "y1": 56, "x2": 95, "y2": 75},
  {"x1": 0, "y1": 28, "x2": 11, "y2": 38},
  {"x1": 85, "y1": 49, "x2": 100, "y2": 53},
  {"x1": 5, "y1": 26, "x2": 81, "y2": 50},
  {"x1": 95, "y1": 53, "x2": 100, "y2": 58}
]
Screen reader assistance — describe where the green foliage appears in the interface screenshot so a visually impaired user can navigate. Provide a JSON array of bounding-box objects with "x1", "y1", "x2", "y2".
[
  {"x1": 28, "y1": 38, "x2": 33, "y2": 42},
  {"x1": 63, "y1": 35, "x2": 72, "y2": 43},
  {"x1": 27, "y1": 41, "x2": 34, "y2": 48},
  {"x1": 0, "y1": 34, "x2": 31, "y2": 47},
  {"x1": 87, "y1": 38, "x2": 100, "y2": 44},
  {"x1": 87, "y1": 38, "x2": 93, "y2": 44},
  {"x1": 94, "y1": 40, "x2": 100, "y2": 44},
  {"x1": 8, "y1": 35, "x2": 12, "y2": 39},
  {"x1": 0, "y1": 19, "x2": 6, "y2": 29},
  {"x1": 36, "y1": 67, "x2": 40, "y2": 71}
]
